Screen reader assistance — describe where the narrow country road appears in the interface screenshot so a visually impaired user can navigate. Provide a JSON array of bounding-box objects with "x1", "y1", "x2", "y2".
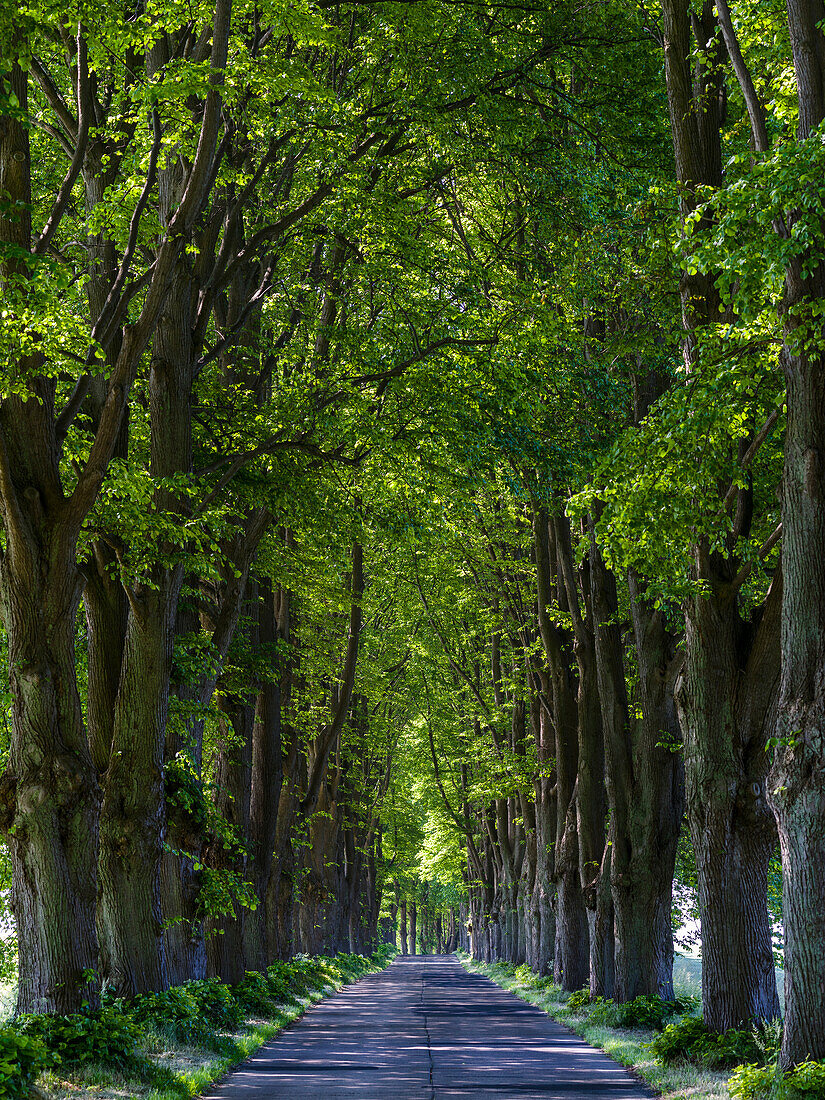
[{"x1": 202, "y1": 956, "x2": 652, "y2": 1099}]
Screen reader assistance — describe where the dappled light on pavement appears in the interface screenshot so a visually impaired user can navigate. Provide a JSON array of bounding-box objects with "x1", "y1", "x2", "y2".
[{"x1": 202, "y1": 956, "x2": 652, "y2": 1099}]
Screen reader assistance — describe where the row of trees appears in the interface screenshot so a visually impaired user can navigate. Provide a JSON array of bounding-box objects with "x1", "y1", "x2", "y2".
[
  {"x1": 0, "y1": 0, "x2": 617, "y2": 1012},
  {"x1": 373, "y1": 0, "x2": 825, "y2": 1075},
  {"x1": 3, "y1": 0, "x2": 825, "y2": 1077}
]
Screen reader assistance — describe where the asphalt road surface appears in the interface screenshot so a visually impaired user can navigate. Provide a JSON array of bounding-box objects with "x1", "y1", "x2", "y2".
[{"x1": 202, "y1": 955, "x2": 652, "y2": 1099}]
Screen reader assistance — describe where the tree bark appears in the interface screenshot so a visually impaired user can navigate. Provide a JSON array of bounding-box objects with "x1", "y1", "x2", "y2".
[
  {"x1": 400, "y1": 898, "x2": 408, "y2": 955},
  {"x1": 204, "y1": 698, "x2": 254, "y2": 984},
  {"x1": 616, "y1": 569, "x2": 685, "y2": 1001},
  {"x1": 242, "y1": 581, "x2": 287, "y2": 972},
  {"x1": 677, "y1": 561, "x2": 781, "y2": 1029},
  {"x1": 769, "y1": 0, "x2": 825, "y2": 1067},
  {"x1": 0, "y1": 58, "x2": 101, "y2": 1012}
]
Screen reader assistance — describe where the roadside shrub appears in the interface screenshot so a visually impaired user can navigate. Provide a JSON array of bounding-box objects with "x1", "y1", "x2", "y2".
[
  {"x1": 185, "y1": 979, "x2": 244, "y2": 1029},
  {"x1": 331, "y1": 953, "x2": 372, "y2": 982},
  {"x1": 614, "y1": 994, "x2": 693, "y2": 1031},
  {"x1": 0, "y1": 1028, "x2": 48, "y2": 1098},
  {"x1": 729, "y1": 1063, "x2": 780, "y2": 1100},
  {"x1": 16, "y1": 1005, "x2": 141, "y2": 1069},
  {"x1": 265, "y1": 962, "x2": 300, "y2": 1001},
  {"x1": 651, "y1": 1016, "x2": 761, "y2": 1069},
  {"x1": 513, "y1": 964, "x2": 555, "y2": 992},
  {"x1": 235, "y1": 971, "x2": 281, "y2": 1014},
  {"x1": 129, "y1": 984, "x2": 212, "y2": 1044},
  {"x1": 567, "y1": 988, "x2": 591, "y2": 1012},
  {"x1": 787, "y1": 1058, "x2": 825, "y2": 1096},
  {"x1": 729, "y1": 1060, "x2": 825, "y2": 1100}
]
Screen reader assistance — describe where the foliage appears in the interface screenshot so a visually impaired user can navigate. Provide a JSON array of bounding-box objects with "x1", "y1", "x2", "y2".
[
  {"x1": 15, "y1": 1006, "x2": 141, "y2": 1069},
  {"x1": 566, "y1": 988, "x2": 592, "y2": 1012},
  {"x1": 234, "y1": 971, "x2": 290, "y2": 1014},
  {"x1": 730, "y1": 1064, "x2": 782, "y2": 1100},
  {"x1": 589, "y1": 994, "x2": 696, "y2": 1031},
  {"x1": 651, "y1": 1017, "x2": 763, "y2": 1069},
  {"x1": 729, "y1": 1059, "x2": 825, "y2": 1100},
  {"x1": 129, "y1": 983, "x2": 227, "y2": 1045},
  {"x1": 0, "y1": 1029, "x2": 48, "y2": 1099}
]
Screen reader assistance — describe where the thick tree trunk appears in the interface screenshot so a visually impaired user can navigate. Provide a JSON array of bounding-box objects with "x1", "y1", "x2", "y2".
[
  {"x1": 97, "y1": 245, "x2": 194, "y2": 994},
  {"x1": 590, "y1": 528, "x2": 683, "y2": 1002},
  {"x1": 554, "y1": 516, "x2": 607, "y2": 996},
  {"x1": 772, "y1": 342, "x2": 825, "y2": 1061},
  {"x1": 0, "y1": 536, "x2": 101, "y2": 1013},
  {"x1": 266, "y1": 802, "x2": 297, "y2": 962},
  {"x1": 769, "y1": 0, "x2": 825, "y2": 1067},
  {"x1": 0, "y1": 56, "x2": 103, "y2": 1015},
  {"x1": 677, "y1": 567, "x2": 781, "y2": 1029},
  {"x1": 609, "y1": 570, "x2": 685, "y2": 1001},
  {"x1": 205, "y1": 700, "x2": 254, "y2": 983},
  {"x1": 242, "y1": 582, "x2": 286, "y2": 971},
  {"x1": 400, "y1": 899, "x2": 408, "y2": 955},
  {"x1": 659, "y1": 0, "x2": 779, "y2": 1031},
  {"x1": 409, "y1": 900, "x2": 417, "y2": 955},
  {"x1": 98, "y1": 577, "x2": 182, "y2": 995},
  {"x1": 531, "y1": 670, "x2": 557, "y2": 977},
  {"x1": 554, "y1": 791, "x2": 589, "y2": 990},
  {"x1": 533, "y1": 508, "x2": 587, "y2": 989}
]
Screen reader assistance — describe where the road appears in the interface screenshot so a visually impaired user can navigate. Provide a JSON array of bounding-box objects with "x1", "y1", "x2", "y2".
[{"x1": 202, "y1": 955, "x2": 653, "y2": 1099}]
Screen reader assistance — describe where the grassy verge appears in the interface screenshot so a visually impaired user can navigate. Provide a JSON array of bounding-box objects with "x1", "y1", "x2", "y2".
[
  {"x1": 457, "y1": 953, "x2": 730, "y2": 1100},
  {"x1": 33, "y1": 948, "x2": 396, "y2": 1100}
]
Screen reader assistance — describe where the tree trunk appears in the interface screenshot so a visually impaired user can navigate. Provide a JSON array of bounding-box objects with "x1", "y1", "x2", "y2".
[
  {"x1": 769, "y1": 0, "x2": 825, "y2": 1067},
  {"x1": 0, "y1": 528, "x2": 101, "y2": 1013},
  {"x1": 554, "y1": 515, "x2": 606, "y2": 996},
  {"x1": 400, "y1": 899, "x2": 408, "y2": 955},
  {"x1": 242, "y1": 582, "x2": 286, "y2": 971},
  {"x1": 677, "y1": 565, "x2": 781, "y2": 1029},
  {"x1": 0, "y1": 54, "x2": 104, "y2": 1015},
  {"x1": 610, "y1": 569, "x2": 685, "y2": 1002},
  {"x1": 98, "y1": 577, "x2": 182, "y2": 995},
  {"x1": 772, "y1": 340, "x2": 825, "y2": 1060},
  {"x1": 590, "y1": 526, "x2": 684, "y2": 1002},
  {"x1": 205, "y1": 699, "x2": 254, "y2": 984}
]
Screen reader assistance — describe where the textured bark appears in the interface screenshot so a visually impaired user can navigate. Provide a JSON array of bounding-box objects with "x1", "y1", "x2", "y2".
[
  {"x1": 531, "y1": 670, "x2": 557, "y2": 977},
  {"x1": 266, "y1": 799, "x2": 297, "y2": 962},
  {"x1": 533, "y1": 505, "x2": 587, "y2": 987},
  {"x1": 97, "y1": 263, "x2": 193, "y2": 991},
  {"x1": 242, "y1": 582, "x2": 287, "y2": 972},
  {"x1": 409, "y1": 900, "x2": 418, "y2": 955},
  {"x1": 298, "y1": 778, "x2": 344, "y2": 954},
  {"x1": 772, "y1": 345, "x2": 825, "y2": 1062},
  {"x1": 400, "y1": 898, "x2": 409, "y2": 955},
  {"x1": 0, "y1": 59, "x2": 101, "y2": 1012},
  {"x1": 660, "y1": 0, "x2": 778, "y2": 1030},
  {"x1": 769, "y1": 0, "x2": 825, "y2": 1067},
  {"x1": 98, "y1": 200, "x2": 194, "y2": 996},
  {"x1": 589, "y1": 524, "x2": 683, "y2": 1002},
  {"x1": 617, "y1": 570, "x2": 685, "y2": 1001},
  {"x1": 98, "y1": 574, "x2": 182, "y2": 995},
  {"x1": 205, "y1": 699, "x2": 254, "y2": 983},
  {"x1": 677, "y1": 563, "x2": 781, "y2": 1029},
  {"x1": 0, "y1": 516, "x2": 101, "y2": 1013},
  {"x1": 555, "y1": 517, "x2": 606, "y2": 993}
]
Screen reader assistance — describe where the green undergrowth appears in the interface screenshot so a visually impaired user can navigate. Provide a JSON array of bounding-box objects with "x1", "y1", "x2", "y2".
[
  {"x1": 458, "y1": 953, "x2": 735, "y2": 1100},
  {"x1": 2, "y1": 946, "x2": 395, "y2": 1100}
]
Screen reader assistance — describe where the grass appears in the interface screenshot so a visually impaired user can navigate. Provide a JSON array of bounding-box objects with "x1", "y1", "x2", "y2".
[
  {"x1": 36, "y1": 959, "x2": 391, "y2": 1100},
  {"x1": 457, "y1": 953, "x2": 731, "y2": 1100}
]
